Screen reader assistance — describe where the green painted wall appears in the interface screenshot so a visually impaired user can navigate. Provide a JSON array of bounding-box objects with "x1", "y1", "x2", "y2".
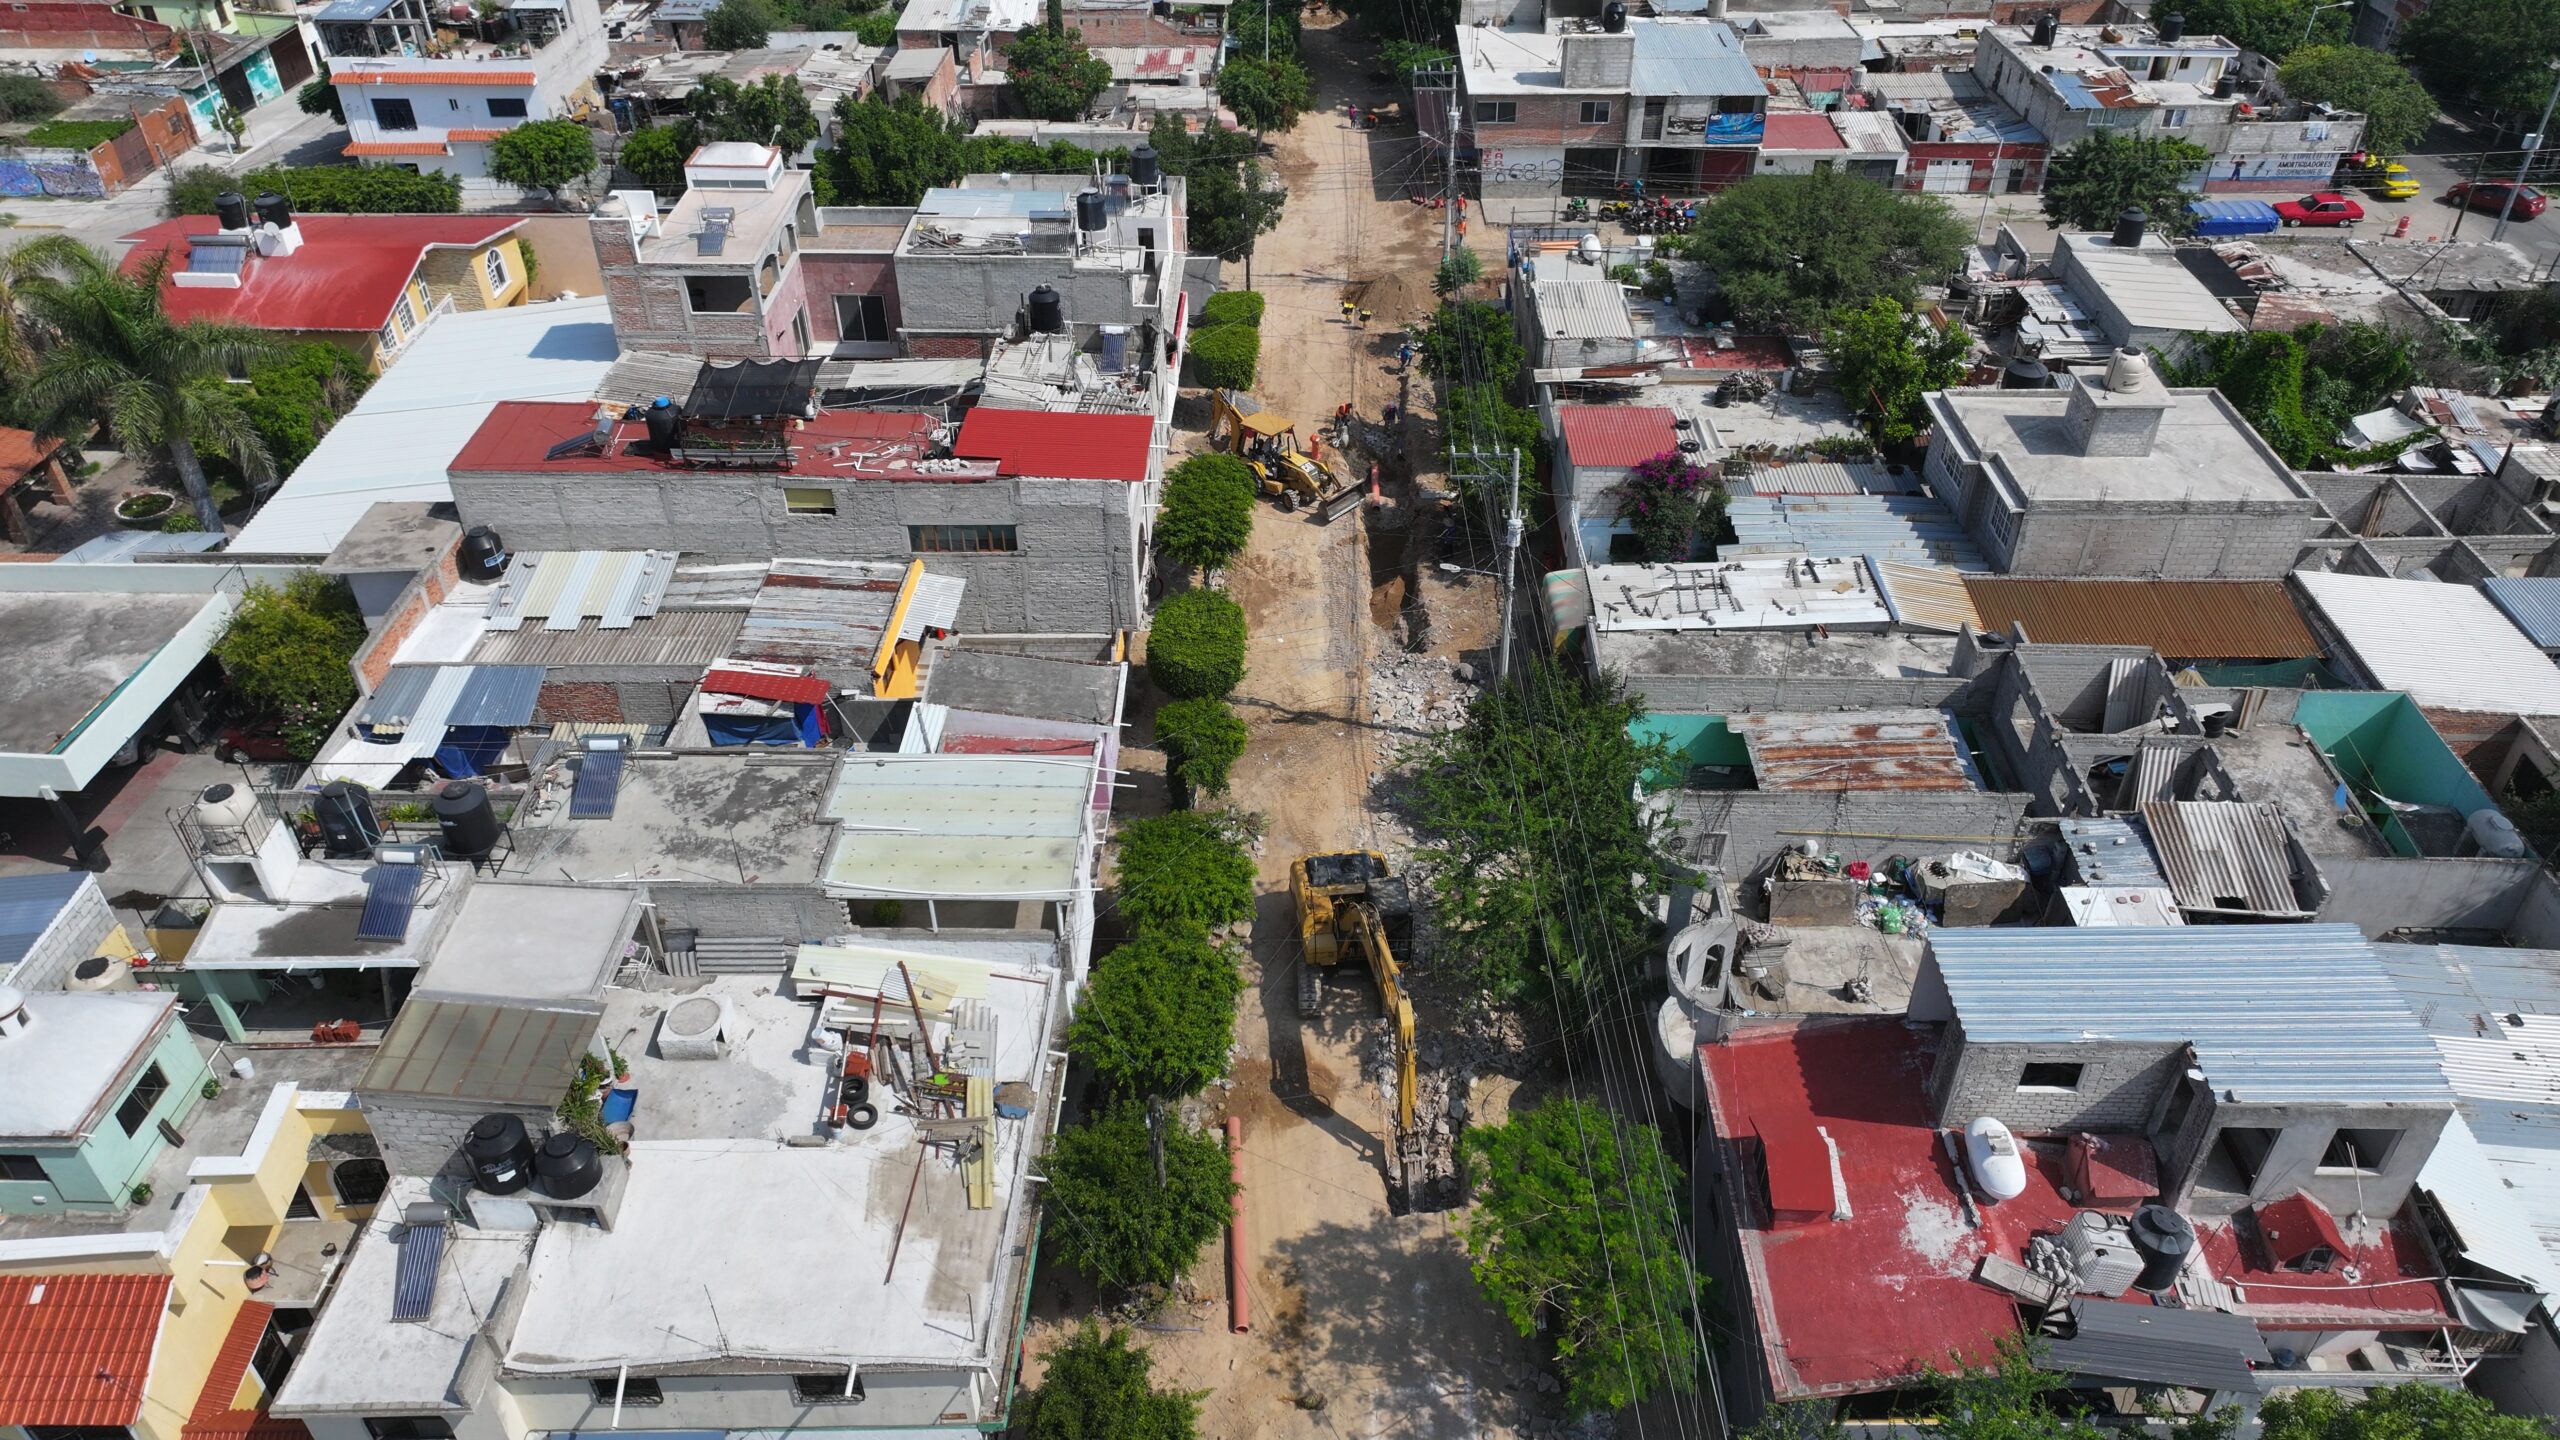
[
  {"x1": 0, "y1": 1021, "x2": 214, "y2": 1215},
  {"x1": 2297, "y1": 691, "x2": 2497, "y2": 858}
]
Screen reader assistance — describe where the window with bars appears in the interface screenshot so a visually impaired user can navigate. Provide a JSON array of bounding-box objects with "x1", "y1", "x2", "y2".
[
  {"x1": 115, "y1": 1063, "x2": 168, "y2": 1137},
  {"x1": 908, "y1": 524, "x2": 1018, "y2": 554},
  {"x1": 483, "y1": 246, "x2": 508, "y2": 291}
]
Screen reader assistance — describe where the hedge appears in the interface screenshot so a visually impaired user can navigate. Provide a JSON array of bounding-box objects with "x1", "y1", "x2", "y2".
[
  {"x1": 1199, "y1": 289, "x2": 1265, "y2": 329},
  {"x1": 166, "y1": 163, "x2": 462, "y2": 218},
  {"x1": 23, "y1": 118, "x2": 132, "y2": 150},
  {"x1": 1156, "y1": 453, "x2": 1255, "y2": 573},
  {"x1": 1184, "y1": 323, "x2": 1259, "y2": 390},
  {"x1": 1113, "y1": 812, "x2": 1257, "y2": 933},
  {"x1": 1146, "y1": 587, "x2": 1247, "y2": 699},
  {"x1": 1155, "y1": 695, "x2": 1247, "y2": 801}
]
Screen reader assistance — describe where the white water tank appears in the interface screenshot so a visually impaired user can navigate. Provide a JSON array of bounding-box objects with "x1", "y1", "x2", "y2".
[
  {"x1": 1964, "y1": 1116, "x2": 2028, "y2": 1202},
  {"x1": 2062, "y1": 1211, "x2": 2143, "y2": 1297},
  {"x1": 66, "y1": 955, "x2": 135, "y2": 992},
  {"x1": 0, "y1": 985, "x2": 28, "y2": 1039},
  {"x1": 196, "y1": 782, "x2": 258, "y2": 830}
]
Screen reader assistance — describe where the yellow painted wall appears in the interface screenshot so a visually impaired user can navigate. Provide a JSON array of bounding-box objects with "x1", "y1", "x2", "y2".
[{"x1": 0, "y1": 1088, "x2": 374, "y2": 1440}]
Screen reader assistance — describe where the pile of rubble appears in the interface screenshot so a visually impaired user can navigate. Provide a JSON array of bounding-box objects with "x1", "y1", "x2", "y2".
[{"x1": 1366, "y1": 648, "x2": 1473, "y2": 755}]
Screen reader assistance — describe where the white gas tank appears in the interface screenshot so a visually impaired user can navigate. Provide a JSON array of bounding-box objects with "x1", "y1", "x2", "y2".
[{"x1": 1965, "y1": 1116, "x2": 2028, "y2": 1202}]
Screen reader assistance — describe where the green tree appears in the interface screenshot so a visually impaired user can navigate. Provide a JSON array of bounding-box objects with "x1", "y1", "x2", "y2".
[
  {"x1": 17, "y1": 250, "x2": 276, "y2": 531},
  {"x1": 2161, "y1": 323, "x2": 2422, "y2": 466},
  {"x1": 1069, "y1": 929, "x2": 1243, "y2": 1097},
  {"x1": 1006, "y1": 22, "x2": 1111, "y2": 121},
  {"x1": 1041, "y1": 1105, "x2": 1236, "y2": 1291},
  {"x1": 1220, "y1": 55, "x2": 1314, "y2": 131},
  {"x1": 1404, "y1": 659, "x2": 1687, "y2": 1003},
  {"x1": 211, "y1": 574, "x2": 367, "y2": 757},
  {"x1": 1826, "y1": 295, "x2": 1971, "y2": 448},
  {"x1": 230, "y1": 341, "x2": 372, "y2": 477},
  {"x1": 2155, "y1": 0, "x2": 2346, "y2": 63},
  {"x1": 0, "y1": 232, "x2": 96, "y2": 389},
  {"x1": 1017, "y1": 1324, "x2": 1204, "y2": 1440},
  {"x1": 1157, "y1": 452, "x2": 1255, "y2": 572},
  {"x1": 1415, "y1": 296, "x2": 1523, "y2": 390},
  {"x1": 1614, "y1": 450, "x2": 1724, "y2": 563},
  {"x1": 1228, "y1": 0, "x2": 1301, "y2": 60},
  {"x1": 852, "y1": 8, "x2": 898, "y2": 44},
  {"x1": 620, "y1": 122, "x2": 691, "y2": 193},
  {"x1": 1459, "y1": 1097, "x2": 1698, "y2": 1413},
  {"x1": 1441, "y1": 382, "x2": 1540, "y2": 513},
  {"x1": 1150, "y1": 118, "x2": 1287, "y2": 262},
  {"x1": 1375, "y1": 38, "x2": 1455, "y2": 82},
  {"x1": 1113, "y1": 811, "x2": 1256, "y2": 934},
  {"x1": 0, "y1": 74, "x2": 65, "y2": 124},
  {"x1": 1146, "y1": 587, "x2": 1247, "y2": 698},
  {"x1": 297, "y1": 61, "x2": 344, "y2": 125},
  {"x1": 820, "y1": 96, "x2": 966, "y2": 204},
  {"x1": 688, "y1": 73, "x2": 822, "y2": 155},
  {"x1": 1154, "y1": 695, "x2": 1248, "y2": 801},
  {"x1": 1675, "y1": 171, "x2": 1971, "y2": 329},
  {"x1": 1432, "y1": 247, "x2": 1483, "y2": 298},
  {"x1": 167, "y1": 163, "x2": 462, "y2": 217},
  {"x1": 1929, "y1": 1342, "x2": 2112, "y2": 1440},
  {"x1": 1198, "y1": 289, "x2": 1264, "y2": 327},
  {"x1": 2280, "y1": 45, "x2": 2436, "y2": 155},
  {"x1": 2041, "y1": 131, "x2": 2214, "y2": 236},
  {"x1": 2400, "y1": 0, "x2": 2560, "y2": 121},
  {"x1": 704, "y1": 0, "x2": 775, "y2": 47},
  {"x1": 490, "y1": 119, "x2": 597, "y2": 199},
  {"x1": 2260, "y1": 1383, "x2": 2555, "y2": 1440},
  {"x1": 1183, "y1": 323, "x2": 1259, "y2": 388}
]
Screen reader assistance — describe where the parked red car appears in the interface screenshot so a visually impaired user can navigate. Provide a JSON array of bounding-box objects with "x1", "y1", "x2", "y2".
[
  {"x1": 2274, "y1": 192, "x2": 2366, "y2": 227},
  {"x1": 216, "y1": 715, "x2": 298, "y2": 764},
  {"x1": 2446, "y1": 179, "x2": 2549, "y2": 219}
]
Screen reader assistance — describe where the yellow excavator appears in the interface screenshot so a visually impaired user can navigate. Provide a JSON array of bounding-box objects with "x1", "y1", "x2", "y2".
[
  {"x1": 1211, "y1": 389, "x2": 1340, "y2": 512},
  {"x1": 1292, "y1": 850, "x2": 1427, "y2": 1198}
]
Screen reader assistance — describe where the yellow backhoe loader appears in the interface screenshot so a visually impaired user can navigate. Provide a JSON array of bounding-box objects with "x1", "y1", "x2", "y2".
[
  {"x1": 1210, "y1": 388, "x2": 1342, "y2": 512},
  {"x1": 1291, "y1": 850, "x2": 1427, "y2": 1198}
]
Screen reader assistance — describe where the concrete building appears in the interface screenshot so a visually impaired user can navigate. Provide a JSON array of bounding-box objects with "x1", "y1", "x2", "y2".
[
  {"x1": 1922, "y1": 350, "x2": 2327, "y2": 577},
  {"x1": 319, "y1": 0, "x2": 607, "y2": 185},
  {"x1": 120, "y1": 211, "x2": 531, "y2": 370},
  {"x1": 593, "y1": 143, "x2": 819, "y2": 362},
  {"x1": 892, "y1": 170, "x2": 1189, "y2": 359},
  {"x1": 1456, "y1": 14, "x2": 1765, "y2": 199},
  {"x1": 2045, "y1": 225, "x2": 2242, "y2": 358},
  {"x1": 1971, "y1": 19, "x2": 2365, "y2": 194},
  {"x1": 0, "y1": 870, "x2": 140, "y2": 992},
  {"x1": 1864, "y1": 69, "x2": 2045, "y2": 195}
]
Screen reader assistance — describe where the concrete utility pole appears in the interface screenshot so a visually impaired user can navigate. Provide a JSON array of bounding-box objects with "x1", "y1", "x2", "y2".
[
  {"x1": 1443, "y1": 100, "x2": 1460, "y2": 258},
  {"x1": 2494, "y1": 65, "x2": 2560, "y2": 244},
  {"x1": 1495, "y1": 449, "x2": 1521, "y2": 682}
]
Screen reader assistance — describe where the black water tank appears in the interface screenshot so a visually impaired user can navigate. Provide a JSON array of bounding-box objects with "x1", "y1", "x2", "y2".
[
  {"x1": 2032, "y1": 9, "x2": 2060, "y2": 46},
  {"x1": 2155, "y1": 9, "x2": 2185, "y2": 41},
  {"x1": 457, "y1": 524, "x2": 508, "y2": 582},
  {"x1": 533, "y1": 1133, "x2": 604, "y2": 1199},
  {"x1": 1075, "y1": 187, "x2": 1106, "y2": 234},
  {"x1": 2003, "y1": 356, "x2": 2051, "y2": 389},
  {"x1": 1027, "y1": 284, "x2": 1065, "y2": 334},
  {"x1": 314, "y1": 782, "x2": 382, "y2": 858},
  {"x1": 433, "y1": 781, "x2": 501, "y2": 858},
  {"x1": 2129, "y1": 1204, "x2": 2196, "y2": 1294},
  {"x1": 464, "y1": 1114, "x2": 537, "y2": 1194},
  {"x1": 215, "y1": 190, "x2": 250, "y2": 230},
  {"x1": 643, "y1": 395, "x2": 682, "y2": 452},
  {"x1": 2112, "y1": 206, "x2": 2148, "y2": 248},
  {"x1": 1129, "y1": 143, "x2": 1161, "y2": 188},
  {"x1": 1602, "y1": 0, "x2": 1627, "y2": 31},
  {"x1": 2214, "y1": 72, "x2": 2238, "y2": 98},
  {"x1": 253, "y1": 190, "x2": 292, "y2": 229}
]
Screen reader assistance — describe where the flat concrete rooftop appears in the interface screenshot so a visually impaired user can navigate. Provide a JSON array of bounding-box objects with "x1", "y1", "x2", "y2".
[
  {"x1": 2204, "y1": 724, "x2": 2395, "y2": 861},
  {"x1": 418, "y1": 882, "x2": 640, "y2": 1002},
  {"x1": 1936, "y1": 387, "x2": 2309, "y2": 506},
  {"x1": 506, "y1": 750, "x2": 838, "y2": 888},
  {"x1": 1593, "y1": 627, "x2": 1959, "y2": 679},
  {"x1": 0, "y1": 590, "x2": 208, "y2": 755}
]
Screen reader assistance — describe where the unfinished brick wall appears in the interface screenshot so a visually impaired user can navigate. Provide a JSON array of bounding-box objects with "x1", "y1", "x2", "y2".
[
  {"x1": 905, "y1": 333, "x2": 986, "y2": 360},
  {"x1": 351, "y1": 538, "x2": 463, "y2": 691}
]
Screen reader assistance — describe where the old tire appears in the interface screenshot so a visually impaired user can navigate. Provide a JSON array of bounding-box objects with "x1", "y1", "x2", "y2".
[
  {"x1": 844, "y1": 1103, "x2": 879, "y2": 1130},
  {"x1": 1278, "y1": 489, "x2": 1300, "y2": 513}
]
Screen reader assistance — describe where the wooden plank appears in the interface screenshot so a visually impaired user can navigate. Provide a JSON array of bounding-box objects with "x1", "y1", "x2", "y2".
[{"x1": 963, "y1": 1075, "x2": 994, "y2": 1210}]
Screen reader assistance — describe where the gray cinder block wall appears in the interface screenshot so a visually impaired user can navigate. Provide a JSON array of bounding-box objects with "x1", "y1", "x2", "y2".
[
  {"x1": 1928, "y1": 1023, "x2": 2188, "y2": 1133},
  {"x1": 3, "y1": 878, "x2": 124, "y2": 990},
  {"x1": 360, "y1": 1094, "x2": 558, "y2": 1179}
]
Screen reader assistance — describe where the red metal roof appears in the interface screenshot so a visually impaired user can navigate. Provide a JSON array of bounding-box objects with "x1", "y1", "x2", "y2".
[
  {"x1": 343, "y1": 141, "x2": 450, "y2": 157},
  {"x1": 1556, "y1": 405, "x2": 1678, "y2": 470},
  {"x1": 703, "y1": 667, "x2": 832, "y2": 705},
  {"x1": 1760, "y1": 112, "x2": 1847, "y2": 151},
  {"x1": 2254, "y1": 1193, "x2": 2349, "y2": 1270},
  {"x1": 0, "y1": 1274, "x2": 171, "y2": 1426},
  {"x1": 119, "y1": 214, "x2": 523, "y2": 333},
  {"x1": 449, "y1": 403, "x2": 944, "y2": 476},
  {"x1": 953, "y1": 408, "x2": 1153, "y2": 482}
]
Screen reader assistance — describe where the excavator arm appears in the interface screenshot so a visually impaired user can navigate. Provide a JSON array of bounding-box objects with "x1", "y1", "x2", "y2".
[{"x1": 1344, "y1": 902, "x2": 1417, "y2": 1136}]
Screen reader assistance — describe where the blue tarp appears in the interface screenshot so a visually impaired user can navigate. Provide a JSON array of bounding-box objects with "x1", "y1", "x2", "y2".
[
  {"x1": 432, "y1": 726, "x2": 510, "y2": 778},
  {"x1": 2188, "y1": 199, "x2": 2281, "y2": 237},
  {"x1": 703, "y1": 703, "x2": 823, "y2": 748}
]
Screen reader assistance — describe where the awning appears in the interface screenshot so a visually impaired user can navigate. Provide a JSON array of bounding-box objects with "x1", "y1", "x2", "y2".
[
  {"x1": 703, "y1": 664, "x2": 831, "y2": 705},
  {"x1": 2038, "y1": 1300, "x2": 2270, "y2": 1393},
  {"x1": 683, "y1": 359, "x2": 821, "y2": 422},
  {"x1": 352, "y1": 665, "x2": 544, "y2": 760}
]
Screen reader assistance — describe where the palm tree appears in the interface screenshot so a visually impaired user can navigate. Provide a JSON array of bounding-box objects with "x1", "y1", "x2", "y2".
[
  {"x1": 17, "y1": 249, "x2": 279, "y2": 533},
  {"x1": 0, "y1": 232, "x2": 100, "y2": 391}
]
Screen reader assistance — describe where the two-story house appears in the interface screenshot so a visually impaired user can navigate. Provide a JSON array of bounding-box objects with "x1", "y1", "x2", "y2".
[
  {"x1": 592, "y1": 142, "x2": 819, "y2": 360},
  {"x1": 319, "y1": 0, "x2": 606, "y2": 185},
  {"x1": 1457, "y1": 12, "x2": 1763, "y2": 199},
  {"x1": 1971, "y1": 15, "x2": 2364, "y2": 194}
]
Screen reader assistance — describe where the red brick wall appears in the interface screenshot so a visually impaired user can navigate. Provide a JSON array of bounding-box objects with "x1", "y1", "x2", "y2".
[
  {"x1": 2422, "y1": 706, "x2": 2524, "y2": 784},
  {"x1": 1468, "y1": 94, "x2": 1627, "y2": 150},
  {"x1": 801, "y1": 254, "x2": 900, "y2": 344},
  {"x1": 87, "y1": 97, "x2": 196, "y2": 195},
  {"x1": 1060, "y1": 10, "x2": 1207, "y2": 47},
  {"x1": 906, "y1": 333, "x2": 986, "y2": 359},
  {"x1": 353, "y1": 538, "x2": 463, "y2": 690}
]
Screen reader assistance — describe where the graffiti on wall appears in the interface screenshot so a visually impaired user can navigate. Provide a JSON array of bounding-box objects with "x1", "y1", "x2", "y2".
[{"x1": 0, "y1": 151, "x2": 108, "y2": 198}]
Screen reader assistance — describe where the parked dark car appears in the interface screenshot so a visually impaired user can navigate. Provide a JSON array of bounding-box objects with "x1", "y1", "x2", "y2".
[{"x1": 2446, "y1": 179, "x2": 2549, "y2": 219}]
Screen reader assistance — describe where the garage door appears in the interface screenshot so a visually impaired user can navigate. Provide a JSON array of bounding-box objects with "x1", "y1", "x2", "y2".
[{"x1": 1923, "y1": 159, "x2": 1972, "y2": 193}]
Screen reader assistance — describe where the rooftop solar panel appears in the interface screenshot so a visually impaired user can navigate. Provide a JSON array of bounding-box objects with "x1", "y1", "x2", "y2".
[
  {"x1": 356, "y1": 862, "x2": 423, "y2": 942},
  {"x1": 390, "y1": 1219, "x2": 446, "y2": 1322},
  {"x1": 185, "y1": 240, "x2": 250, "y2": 276},
  {"x1": 569, "y1": 743, "x2": 627, "y2": 818}
]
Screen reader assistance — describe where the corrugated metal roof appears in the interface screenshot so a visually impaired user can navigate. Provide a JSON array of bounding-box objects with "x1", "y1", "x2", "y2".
[
  {"x1": 2121, "y1": 741, "x2": 2185, "y2": 806},
  {"x1": 2417, "y1": 1114, "x2": 2558, "y2": 1292},
  {"x1": 1557, "y1": 405, "x2": 1679, "y2": 469},
  {"x1": 820, "y1": 753, "x2": 1095, "y2": 899},
  {"x1": 1924, "y1": 924, "x2": 2453, "y2": 1105},
  {"x1": 484, "y1": 551, "x2": 677, "y2": 632},
  {"x1": 2058, "y1": 815, "x2": 2167, "y2": 887},
  {"x1": 1870, "y1": 559, "x2": 1981, "y2": 633},
  {"x1": 353, "y1": 665, "x2": 543, "y2": 756},
  {"x1": 0, "y1": 871, "x2": 90, "y2": 972},
  {"x1": 446, "y1": 667, "x2": 546, "y2": 727},
  {"x1": 1740, "y1": 461, "x2": 1903, "y2": 496},
  {"x1": 2295, "y1": 570, "x2": 2560, "y2": 713},
  {"x1": 1531, "y1": 279, "x2": 1635, "y2": 342},
  {"x1": 1628, "y1": 17, "x2": 1761, "y2": 96},
  {"x1": 1964, "y1": 579, "x2": 2317, "y2": 659},
  {"x1": 1732, "y1": 708, "x2": 1978, "y2": 791},
  {"x1": 2038, "y1": 1300, "x2": 2269, "y2": 1392},
  {"x1": 736, "y1": 559, "x2": 911, "y2": 667},
  {"x1": 468, "y1": 611, "x2": 746, "y2": 668},
  {"x1": 2483, "y1": 577, "x2": 2560, "y2": 651},
  {"x1": 903, "y1": 572, "x2": 966, "y2": 639},
  {"x1": 1726, "y1": 493, "x2": 1988, "y2": 569},
  {"x1": 2139, "y1": 799, "x2": 2310, "y2": 918}
]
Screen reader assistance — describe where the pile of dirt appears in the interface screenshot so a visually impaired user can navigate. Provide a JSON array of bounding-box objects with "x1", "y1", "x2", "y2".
[{"x1": 1349, "y1": 269, "x2": 1433, "y2": 328}]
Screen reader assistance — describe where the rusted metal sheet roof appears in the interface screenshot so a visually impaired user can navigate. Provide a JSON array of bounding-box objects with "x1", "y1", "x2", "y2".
[
  {"x1": 1871, "y1": 559, "x2": 1982, "y2": 634},
  {"x1": 735, "y1": 559, "x2": 909, "y2": 667},
  {"x1": 469, "y1": 611, "x2": 745, "y2": 668},
  {"x1": 1731, "y1": 709, "x2": 1979, "y2": 791},
  {"x1": 2139, "y1": 800, "x2": 2311, "y2": 918},
  {"x1": 1962, "y1": 578, "x2": 2317, "y2": 658}
]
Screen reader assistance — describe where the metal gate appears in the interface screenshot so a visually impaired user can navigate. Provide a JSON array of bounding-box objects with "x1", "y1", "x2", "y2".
[{"x1": 1923, "y1": 159, "x2": 1972, "y2": 193}]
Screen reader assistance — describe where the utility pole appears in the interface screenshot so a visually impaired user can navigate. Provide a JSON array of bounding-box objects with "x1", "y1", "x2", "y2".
[
  {"x1": 1495, "y1": 449, "x2": 1521, "y2": 683},
  {"x1": 2494, "y1": 65, "x2": 2560, "y2": 244},
  {"x1": 1443, "y1": 99, "x2": 1460, "y2": 258}
]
